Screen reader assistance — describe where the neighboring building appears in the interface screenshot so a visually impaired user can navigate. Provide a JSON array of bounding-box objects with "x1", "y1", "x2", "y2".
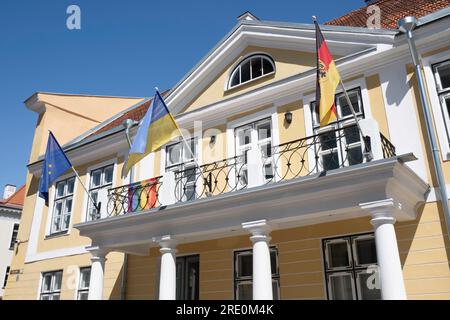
[
  {"x1": 4, "y1": 0, "x2": 450, "y2": 300},
  {"x1": 0, "y1": 185, "x2": 24, "y2": 299}
]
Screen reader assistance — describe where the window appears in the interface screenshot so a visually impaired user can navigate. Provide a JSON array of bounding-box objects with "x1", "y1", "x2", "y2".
[
  {"x1": 228, "y1": 54, "x2": 275, "y2": 89},
  {"x1": 77, "y1": 267, "x2": 91, "y2": 300},
  {"x1": 234, "y1": 248, "x2": 280, "y2": 300},
  {"x1": 176, "y1": 255, "x2": 199, "y2": 300},
  {"x1": 322, "y1": 233, "x2": 380, "y2": 300},
  {"x1": 432, "y1": 60, "x2": 450, "y2": 143},
  {"x1": 311, "y1": 88, "x2": 365, "y2": 171},
  {"x1": 50, "y1": 177, "x2": 75, "y2": 234},
  {"x1": 165, "y1": 138, "x2": 197, "y2": 202},
  {"x1": 87, "y1": 165, "x2": 114, "y2": 221},
  {"x1": 40, "y1": 270, "x2": 63, "y2": 300},
  {"x1": 3, "y1": 266, "x2": 10, "y2": 288},
  {"x1": 9, "y1": 224, "x2": 19, "y2": 249},
  {"x1": 234, "y1": 118, "x2": 274, "y2": 186}
]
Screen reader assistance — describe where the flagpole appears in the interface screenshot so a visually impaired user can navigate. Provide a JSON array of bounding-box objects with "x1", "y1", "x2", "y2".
[
  {"x1": 155, "y1": 87, "x2": 211, "y2": 194},
  {"x1": 70, "y1": 166, "x2": 100, "y2": 211},
  {"x1": 313, "y1": 16, "x2": 373, "y2": 161}
]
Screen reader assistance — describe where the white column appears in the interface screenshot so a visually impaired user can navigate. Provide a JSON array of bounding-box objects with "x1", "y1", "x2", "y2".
[
  {"x1": 154, "y1": 235, "x2": 177, "y2": 300},
  {"x1": 242, "y1": 219, "x2": 273, "y2": 300},
  {"x1": 87, "y1": 247, "x2": 107, "y2": 300},
  {"x1": 360, "y1": 199, "x2": 407, "y2": 300}
]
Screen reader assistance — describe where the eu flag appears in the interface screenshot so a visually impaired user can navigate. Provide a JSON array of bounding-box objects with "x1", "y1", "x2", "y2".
[{"x1": 38, "y1": 132, "x2": 73, "y2": 205}]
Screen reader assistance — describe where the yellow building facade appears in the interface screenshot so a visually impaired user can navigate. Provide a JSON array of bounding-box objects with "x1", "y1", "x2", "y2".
[{"x1": 4, "y1": 9, "x2": 450, "y2": 300}]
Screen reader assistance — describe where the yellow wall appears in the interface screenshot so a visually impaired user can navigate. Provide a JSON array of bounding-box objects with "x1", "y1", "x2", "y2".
[{"x1": 183, "y1": 46, "x2": 316, "y2": 112}]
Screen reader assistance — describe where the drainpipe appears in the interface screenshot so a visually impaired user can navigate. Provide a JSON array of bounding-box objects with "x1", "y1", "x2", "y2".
[
  {"x1": 398, "y1": 17, "x2": 450, "y2": 238},
  {"x1": 120, "y1": 119, "x2": 137, "y2": 300}
]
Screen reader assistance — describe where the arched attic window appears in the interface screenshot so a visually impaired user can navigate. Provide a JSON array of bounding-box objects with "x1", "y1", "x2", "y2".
[{"x1": 228, "y1": 54, "x2": 275, "y2": 89}]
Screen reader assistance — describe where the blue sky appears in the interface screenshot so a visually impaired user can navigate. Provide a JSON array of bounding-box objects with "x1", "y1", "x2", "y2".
[{"x1": 0, "y1": 0, "x2": 364, "y2": 193}]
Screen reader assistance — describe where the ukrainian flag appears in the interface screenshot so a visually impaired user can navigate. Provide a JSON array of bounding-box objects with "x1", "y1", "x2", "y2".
[{"x1": 124, "y1": 90, "x2": 180, "y2": 174}]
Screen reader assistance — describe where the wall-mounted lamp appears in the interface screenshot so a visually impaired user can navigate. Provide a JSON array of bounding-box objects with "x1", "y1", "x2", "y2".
[
  {"x1": 284, "y1": 111, "x2": 293, "y2": 125},
  {"x1": 210, "y1": 135, "x2": 216, "y2": 144}
]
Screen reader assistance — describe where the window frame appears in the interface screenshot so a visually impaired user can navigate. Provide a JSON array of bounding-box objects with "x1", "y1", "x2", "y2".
[
  {"x1": 233, "y1": 247, "x2": 280, "y2": 300},
  {"x1": 322, "y1": 232, "x2": 380, "y2": 300},
  {"x1": 49, "y1": 176, "x2": 76, "y2": 236},
  {"x1": 86, "y1": 164, "x2": 114, "y2": 221},
  {"x1": 310, "y1": 87, "x2": 366, "y2": 172},
  {"x1": 76, "y1": 267, "x2": 91, "y2": 300},
  {"x1": 3, "y1": 266, "x2": 10, "y2": 289},
  {"x1": 39, "y1": 270, "x2": 63, "y2": 300},
  {"x1": 432, "y1": 59, "x2": 450, "y2": 147},
  {"x1": 227, "y1": 54, "x2": 275, "y2": 90},
  {"x1": 165, "y1": 137, "x2": 199, "y2": 202},
  {"x1": 9, "y1": 223, "x2": 19, "y2": 250}
]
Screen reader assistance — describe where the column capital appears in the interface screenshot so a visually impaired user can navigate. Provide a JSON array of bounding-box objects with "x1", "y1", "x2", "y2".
[
  {"x1": 360, "y1": 198, "x2": 402, "y2": 224},
  {"x1": 86, "y1": 246, "x2": 108, "y2": 261},
  {"x1": 153, "y1": 235, "x2": 177, "y2": 252},
  {"x1": 242, "y1": 219, "x2": 271, "y2": 243}
]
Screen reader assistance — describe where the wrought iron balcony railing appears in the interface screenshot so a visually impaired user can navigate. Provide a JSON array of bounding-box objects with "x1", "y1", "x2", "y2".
[{"x1": 105, "y1": 125, "x2": 396, "y2": 218}]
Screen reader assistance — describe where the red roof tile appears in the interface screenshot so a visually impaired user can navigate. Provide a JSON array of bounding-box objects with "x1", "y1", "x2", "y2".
[
  {"x1": 326, "y1": 0, "x2": 450, "y2": 29},
  {"x1": 0, "y1": 185, "x2": 25, "y2": 208}
]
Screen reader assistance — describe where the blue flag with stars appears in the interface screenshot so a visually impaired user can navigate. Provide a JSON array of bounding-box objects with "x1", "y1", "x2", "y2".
[{"x1": 38, "y1": 132, "x2": 73, "y2": 205}]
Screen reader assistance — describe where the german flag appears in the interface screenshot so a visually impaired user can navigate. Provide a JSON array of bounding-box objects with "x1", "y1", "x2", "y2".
[{"x1": 314, "y1": 19, "x2": 341, "y2": 127}]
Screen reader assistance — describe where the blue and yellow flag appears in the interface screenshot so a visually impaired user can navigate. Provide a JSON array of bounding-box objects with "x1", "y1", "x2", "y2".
[
  {"x1": 38, "y1": 131, "x2": 73, "y2": 205},
  {"x1": 124, "y1": 90, "x2": 180, "y2": 174}
]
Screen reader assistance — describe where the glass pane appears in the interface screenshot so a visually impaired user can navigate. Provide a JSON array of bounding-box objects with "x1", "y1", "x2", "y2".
[
  {"x1": 80, "y1": 269, "x2": 91, "y2": 289},
  {"x1": 257, "y1": 121, "x2": 271, "y2": 140},
  {"x1": 319, "y1": 131, "x2": 337, "y2": 150},
  {"x1": 239, "y1": 168, "x2": 248, "y2": 186},
  {"x1": 251, "y1": 57, "x2": 262, "y2": 78},
  {"x1": 184, "y1": 139, "x2": 196, "y2": 161},
  {"x1": 338, "y1": 91, "x2": 360, "y2": 117},
  {"x1": 167, "y1": 143, "x2": 182, "y2": 166},
  {"x1": 91, "y1": 170, "x2": 102, "y2": 188},
  {"x1": 237, "y1": 127, "x2": 252, "y2": 146},
  {"x1": 104, "y1": 166, "x2": 113, "y2": 185},
  {"x1": 264, "y1": 163, "x2": 274, "y2": 180},
  {"x1": 326, "y1": 240, "x2": 350, "y2": 269},
  {"x1": 343, "y1": 126, "x2": 360, "y2": 145},
  {"x1": 237, "y1": 253, "x2": 252, "y2": 278},
  {"x1": 262, "y1": 58, "x2": 274, "y2": 75},
  {"x1": 445, "y1": 96, "x2": 450, "y2": 119},
  {"x1": 54, "y1": 202, "x2": 63, "y2": 217},
  {"x1": 63, "y1": 214, "x2": 70, "y2": 230},
  {"x1": 357, "y1": 271, "x2": 381, "y2": 300},
  {"x1": 437, "y1": 63, "x2": 450, "y2": 89},
  {"x1": 321, "y1": 152, "x2": 340, "y2": 171},
  {"x1": 52, "y1": 294, "x2": 61, "y2": 300},
  {"x1": 42, "y1": 274, "x2": 52, "y2": 292},
  {"x1": 53, "y1": 272, "x2": 62, "y2": 290},
  {"x1": 186, "y1": 258, "x2": 199, "y2": 300},
  {"x1": 260, "y1": 142, "x2": 272, "y2": 158},
  {"x1": 78, "y1": 291, "x2": 89, "y2": 300},
  {"x1": 270, "y1": 250, "x2": 277, "y2": 275},
  {"x1": 176, "y1": 261, "x2": 183, "y2": 300},
  {"x1": 272, "y1": 280, "x2": 279, "y2": 300},
  {"x1": 230, "y1": 68, "x2": 240, "y2": 87},
  {"x1": 64, "y1": 199, "x2": 72, "y2": 214},
  {"x1": 237, "y1": 282, "x2": 252, "y2": 300},
  {"x1": 41, "y1": 294, "x2": 50, "y2": 300},
  {"x1": 347, "y1": 147, "x2": 363, "y2": 165},
  {"x1": 311, "y1": 102, "x2": 320, "y2": 126},
  {"x1": 329, "y1": 273, "x2": 354, "y2": 300},
  {"x1": 241, "y1": 60, "x2": 251, "y2": 83},
  {"x1": 67, "y1": 178, "x2": 75, "y2": 195},
  {"x1": 56, "y1": 182, "x2": 65, "y2": 198},
  {"x1": 354, "y1": 237, "x2": 377, "y2": 266}
]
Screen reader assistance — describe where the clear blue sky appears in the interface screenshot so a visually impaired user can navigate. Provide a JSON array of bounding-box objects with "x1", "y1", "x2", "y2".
[{"x1": 0, "y1": 0, "x2": 364, "y2": 192}]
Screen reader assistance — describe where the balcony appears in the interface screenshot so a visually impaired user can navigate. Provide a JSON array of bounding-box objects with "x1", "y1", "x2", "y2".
[
  {"x1": 105, "y1": 120, "x2": 396, "y2": 218},
  {"x1": 75, "y1": 118, "x2": 427, "y2": 255}
]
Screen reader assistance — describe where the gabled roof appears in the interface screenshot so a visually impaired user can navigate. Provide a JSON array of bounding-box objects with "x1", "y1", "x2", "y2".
[
  {"x1": 0, "y1": 185, "x2": 25, "y2": 210},
  {"x1": 326, "y1": 0, "x2": 450, "y2": 29}
]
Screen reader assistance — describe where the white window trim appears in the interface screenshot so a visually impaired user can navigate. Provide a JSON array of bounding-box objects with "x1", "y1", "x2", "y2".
[
  {"x1": 303, "y1": 77, "x2": 372, "y2": 173},
  {"x1": 422, "y1": 49, "x2": 450, "y2": 161},
  {"x1": 38, "y1": 270, "x2": 63, "y2": 300},
  {"x1": 44, "y1": 172, "x2": 78, "y2": 237},
  {"x1": 81, "y1": 158, "x2": 118, "y2": 223},
  {"x1": 225, "y1": 53, "x2": 276, "y2": 91},
  {"x1": 159, "y1": 132, "x2": 203, "y2": 177},
  {"x1": 74, "y1": 266, "x2": 91, "y2": 300}
]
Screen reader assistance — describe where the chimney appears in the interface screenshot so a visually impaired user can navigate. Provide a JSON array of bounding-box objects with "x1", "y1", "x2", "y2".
[{"x1": 3, "y1": 184, "x2": 17, "y2": 200}]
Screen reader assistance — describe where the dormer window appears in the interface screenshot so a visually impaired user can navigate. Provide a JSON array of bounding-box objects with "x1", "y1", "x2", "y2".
[{"x1": 228, "y1": 54, "x2": 275, "y2": 89}]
